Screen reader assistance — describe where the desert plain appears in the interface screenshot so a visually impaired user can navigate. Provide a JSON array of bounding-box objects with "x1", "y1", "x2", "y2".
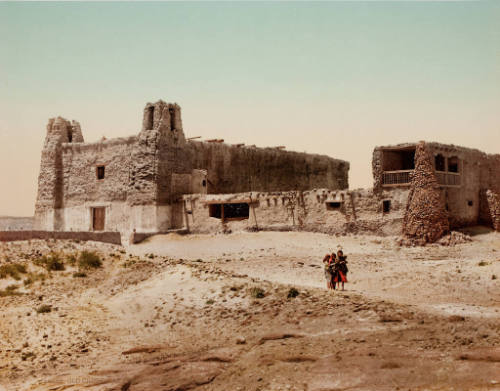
[{"x1": 0, "y1": 229, "x2": 499, "y2": 391}]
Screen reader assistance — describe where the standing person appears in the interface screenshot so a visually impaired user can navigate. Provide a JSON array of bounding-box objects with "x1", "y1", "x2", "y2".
[
  {"x1": 335, "y1": 250, "x2": 348, "y2": 291},
  {"x1": 323, "y1": 253, "x2": 336, "y2": 290}
]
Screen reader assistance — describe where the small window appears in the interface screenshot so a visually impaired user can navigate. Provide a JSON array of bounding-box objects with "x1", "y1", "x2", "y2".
[
  {"x1": 326, "y1": 202, "x2": 342, "y2": 211},
  {"x1": 202, "y1": 179, "x2": 207, "y2": 187},
  {"x1": 467, "y1": 200, "x2": 473, "y2": 207},
  {"x1": 448, "y1": 157, "x2": 459, "y2": 173},
  {"x1": 169, "y1": 107, "x2": 175, "y2": 131},
  {"x1": 146, "y1": 106, "x2": 154, "y2": 130},
  {"x1": 383, "y1": 200, "x2": 391, "y2": 213},
  {"x1": 96, "y1": 166, "x2": 105, "y2": 180},
  {"x1": 435, "y1": 154, "x2": 445, "y2": 172}
]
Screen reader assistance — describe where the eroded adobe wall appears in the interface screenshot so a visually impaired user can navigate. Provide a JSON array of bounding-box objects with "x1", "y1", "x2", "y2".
[
  {"x1": 426, "y1": 142, "x2": 500, "y2": 228},
  {"x1": 61, "y1": 137, "x2": 136, "y2": 205},
  {"x1": 183, "y1": 188, "x2": 407, "y2": 236},
  {"x1": 184, "y1": 141, "x2": 349, "y2": 194},
  {"x1": 34, "y1": 118, "x2": 84, "y2": 230}
]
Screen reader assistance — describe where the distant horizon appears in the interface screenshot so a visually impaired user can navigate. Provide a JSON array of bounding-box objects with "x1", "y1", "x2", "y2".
[{"x1": 1, "y1": 1, "x2": 499, "y2": 216}]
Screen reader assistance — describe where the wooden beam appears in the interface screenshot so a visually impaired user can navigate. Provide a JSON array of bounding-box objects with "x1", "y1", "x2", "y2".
[
  {"x1": 202, "y1": 198, "x2": 252, "y2": 205},
  {"x1": 187, "y1": 136, "x2": 201, "y2": 140}
]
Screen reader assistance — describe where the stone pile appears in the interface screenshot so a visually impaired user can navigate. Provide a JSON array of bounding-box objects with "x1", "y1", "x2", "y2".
[
  {"x1": 486, "y1": 190, "x2": 500, "y2": 231},
  {"x1": 437, "y1": 231, "x2": 472, "y2": 246},
  {"x1": 402, "y1": 142, "x2": 449, "y2": 245}
]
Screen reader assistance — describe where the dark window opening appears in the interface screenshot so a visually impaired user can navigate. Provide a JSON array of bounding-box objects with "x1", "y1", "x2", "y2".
[
  {"x1": 96, "y1": 166, "x2": 105, "y2": 180},
  {"x1": 445, "y1": 203, "x2": 449, "y2": 211},
  {"x1": 382, "y1": 148, "x2": 416, "y2": 171},
  {"x1": 202, "y1": 179, "x2": 207, "y2": 187},
  {"x1": 435, "y1": 154, "x2": 445, "y2": 172},
  {"x1": 146, "y1": 106, "x2": 154, "y2": 130},
  {"x1": 468, "y1": 200, "x2": 473, "y2": 207},
  {"x1": 448, "y1": 157, "x2": 459, "y2": 173},
  {"x1": 383, "y1": 200, "x2": 391, "y2": 213},
  {"x1": 67, "y1": 129, "x2": 73, "y2": 143},
  {"x1": 169, "y1": 107, "x2": 175, "y2": 131},
  {"x1": 326, "y1": 202, "x2": 342, "y2": 211},
  {"x1": 209, "y1": 203, "x2": 250, "y2": 220}
]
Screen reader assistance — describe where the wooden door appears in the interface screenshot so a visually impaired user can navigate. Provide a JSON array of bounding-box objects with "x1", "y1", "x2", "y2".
[{"x1": 92, "y1": 207, "x2": 105, "y2": 231}]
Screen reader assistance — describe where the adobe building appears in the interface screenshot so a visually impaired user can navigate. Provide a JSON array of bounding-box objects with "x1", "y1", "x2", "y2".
[
  {"x1": 33, "y1": 100, "x2": 499, "y2": 243},
  {"x1": 34, "y1": 100, "x2": 349, "y2": 238},
  {"x1": 182, "y1": 143, "x2": 500, "y2": 239}
]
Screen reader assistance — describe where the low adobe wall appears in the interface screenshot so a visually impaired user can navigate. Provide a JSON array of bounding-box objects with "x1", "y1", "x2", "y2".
[
  {"x1": 0, "y1": 231, "x2": 122, "y2": 245},
  {"x1": 182, "y1": 188, "x2": 408, "y2": 237}
]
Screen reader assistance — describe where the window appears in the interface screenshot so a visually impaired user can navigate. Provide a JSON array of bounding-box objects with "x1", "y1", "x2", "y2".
[
  {"x1": 169, "y1": 107, "x2": 175, "y2": 131},
  {"x1": 96, "y1": 166, "x2": 105, "y2": 180},
  {"x1": 209, "y1": 203, "x2": 250, "y2": 220},
  {"x1": 146, "y1": 106, "x2": 154, "y2": 130},
  {"x1": 435, "y1": 154, "x2": 445, "y2": 172},
  {"x1": 202, "y1": 179, "x2": 207, "y2": 187},
  {"x1": 383, "y1": 200, "x2": 391, "y2": 213},
  {"x1": 326, "y1": 202, "x2": 342, "y2": 211},
  {"x1": 468, "y1": 200, "x2": 473, "y2": 207},
  {"x1": 382, "y1": 148, "x2": 416, "y2": 171},
  {"x1": 448, "y1": 157, "x2": 459, "y2": 173}
]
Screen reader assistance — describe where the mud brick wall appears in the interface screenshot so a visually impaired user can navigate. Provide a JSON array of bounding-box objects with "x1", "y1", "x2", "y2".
[
  {"x1": 61, "y1": 137, "x2": 136, "y2": 206},
  {"x1": 183, "y1": 188, "x2": 407, "y2": 236},
  {"x1": 186, "y1": 141, "x2": 349, "y2": 194}
]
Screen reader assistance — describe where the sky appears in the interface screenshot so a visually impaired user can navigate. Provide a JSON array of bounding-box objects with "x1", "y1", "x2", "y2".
[{"x1": 0, "y1": 1, "x2": 499, "y2": 217}]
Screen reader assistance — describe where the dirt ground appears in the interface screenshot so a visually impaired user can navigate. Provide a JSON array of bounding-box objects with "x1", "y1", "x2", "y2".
[{"x1": 0, "y1": 229, "x2": 499, "y2": 391}]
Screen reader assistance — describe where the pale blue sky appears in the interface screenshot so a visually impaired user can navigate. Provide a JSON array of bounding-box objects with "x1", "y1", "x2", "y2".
[{"x1": 0, "y1": 1, "x2": 499, "y2": 216}]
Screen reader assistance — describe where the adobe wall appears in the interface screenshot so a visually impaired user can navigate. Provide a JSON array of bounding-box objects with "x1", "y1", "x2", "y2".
[
  {"x1": 426, "y1": 142, "x2": 500, "y2": 228},
  {"x1": 373, "y1": 142, "x2": 500, "y2": 230},
  {"x1": 182, "y1": 188, "x2": 407, "y2": 236},
  {"x1": 185, "y1": 141, "x2": 349, "y2": 194}
]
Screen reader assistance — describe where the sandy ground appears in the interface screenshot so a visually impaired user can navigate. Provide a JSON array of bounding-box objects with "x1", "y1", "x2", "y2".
[{"x1": 0, "y1": 229, "x2": 499, "y2": 391}]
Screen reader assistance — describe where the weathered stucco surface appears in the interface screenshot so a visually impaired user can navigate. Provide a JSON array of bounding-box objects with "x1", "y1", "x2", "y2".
[{"x1": 182, "y1": 188, "x2": 407, "y2": 236}]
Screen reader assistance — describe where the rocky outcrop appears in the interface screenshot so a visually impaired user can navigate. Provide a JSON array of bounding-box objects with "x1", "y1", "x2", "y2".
[
  {"x1": 402, "y1": 142, "x2": 449, "y2": 244},
  {"x1": 486, "y1": 190, "x2": 500, "y2": 231}
]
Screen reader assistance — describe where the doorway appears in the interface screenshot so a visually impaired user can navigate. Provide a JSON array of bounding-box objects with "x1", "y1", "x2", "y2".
[{"x1": 92, "y1": 207, "x2": 105, "y2": 231}]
